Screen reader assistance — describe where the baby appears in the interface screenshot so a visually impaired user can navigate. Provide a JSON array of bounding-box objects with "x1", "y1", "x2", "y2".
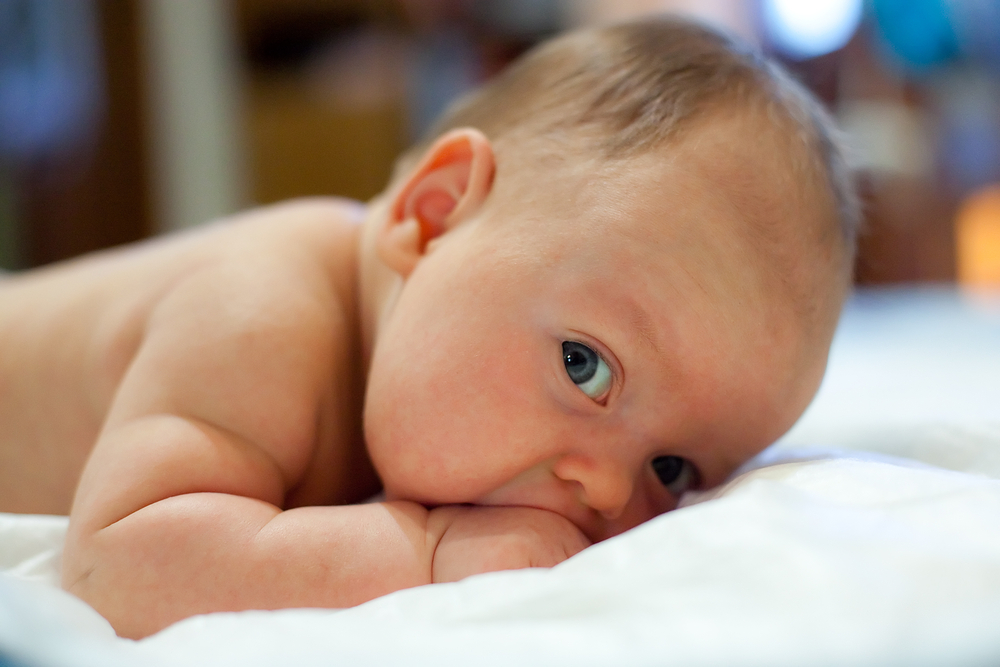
[{"x1": 0, "y1": 17, "x2": 856, "y2": 638}]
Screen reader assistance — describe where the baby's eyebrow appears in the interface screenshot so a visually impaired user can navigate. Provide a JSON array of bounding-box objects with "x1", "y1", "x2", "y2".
[{"x1": 620, "y1": 295, "x2": 660, "y2": 355}]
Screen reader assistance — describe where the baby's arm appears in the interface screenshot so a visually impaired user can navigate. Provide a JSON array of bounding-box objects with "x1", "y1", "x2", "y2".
[
  {"x1": 62, "y1": 256, "x2": 587, "y2": 639},
  {"x1": 61, "y1": 259, "x2": 426, "y2": 637},
  {"x1": 67, "y1": 421, "x2": 585, "y2": 638},
  {"x1": 66, "y1": 418, "x2": 434, "y2": 638}
]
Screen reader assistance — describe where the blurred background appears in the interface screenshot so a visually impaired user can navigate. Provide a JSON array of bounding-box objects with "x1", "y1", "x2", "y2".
[{"x1": 0, "y1": 0, "x2": 998, "y2": 286}]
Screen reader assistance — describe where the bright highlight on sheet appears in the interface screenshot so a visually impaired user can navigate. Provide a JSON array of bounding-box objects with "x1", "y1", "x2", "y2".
[{"x1": 762, "y1": 0, "x2": 863, "y2": 59}]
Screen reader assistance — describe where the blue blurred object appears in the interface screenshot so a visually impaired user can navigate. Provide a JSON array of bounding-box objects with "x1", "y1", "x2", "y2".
[
  {"x1": 934, "y1": 68, "x2": 1000, "y2": 192},
  {"x1": 942, "y1": 112, "x2": 1000, "y2": 190},
  {"x1": 869, "y1": 0, "x2": 959, "y2": 69},
  {"x1": 0, "y1": 0, "x2": 103, "y2": 158},
  {"x1": 948, "y1": 0, "x2": 1000, "y2": 73}
]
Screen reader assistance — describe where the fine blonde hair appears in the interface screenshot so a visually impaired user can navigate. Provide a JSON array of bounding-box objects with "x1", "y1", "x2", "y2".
[{"x1": 397, "y1": 15, "x2": 859, "y2": 252}]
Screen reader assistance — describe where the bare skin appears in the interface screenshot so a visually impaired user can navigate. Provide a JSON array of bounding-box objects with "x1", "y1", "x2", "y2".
[
  {"x1": 0, "y1": 202, "x2": 376, "y2": 515},
  {"x1": 0, "y1": 115, "x2": 846, "y2": 639}
]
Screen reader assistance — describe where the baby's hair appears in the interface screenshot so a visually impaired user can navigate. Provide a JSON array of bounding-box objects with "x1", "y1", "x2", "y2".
[{"x1": 396, "y1": 15, "x2": 859, "y2": 256}]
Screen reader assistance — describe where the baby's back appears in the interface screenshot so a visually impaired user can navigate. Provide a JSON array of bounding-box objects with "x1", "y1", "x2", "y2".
[{"x1": 0, "y1": 199, "x2": 364, "y2": 515}]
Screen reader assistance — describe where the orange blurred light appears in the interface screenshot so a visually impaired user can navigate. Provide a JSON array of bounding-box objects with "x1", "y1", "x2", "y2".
[{"x1": 956, "y1": 185, "x2": 1000, "y2": 286}]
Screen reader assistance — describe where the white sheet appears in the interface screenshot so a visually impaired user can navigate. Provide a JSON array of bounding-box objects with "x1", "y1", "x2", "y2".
[
  {"x1": 2, "y1": 286, "x2": 999, "y2": 667},
  {"x1": 777, "y1": 286, "x2": 1000, "y2": 464}
]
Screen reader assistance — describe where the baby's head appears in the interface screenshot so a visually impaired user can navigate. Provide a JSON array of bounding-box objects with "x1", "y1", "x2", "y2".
[{"x1": 358, "y1": 16, "x2": 858, "y2": 541}]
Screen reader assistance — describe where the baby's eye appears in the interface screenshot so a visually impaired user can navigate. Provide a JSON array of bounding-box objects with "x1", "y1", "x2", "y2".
[
  {"x1": 562, "y1": 341, "x2": 612, "y2": 401},
  {"x1": 651, "y1": 455, "x2": 700, "y2": 496}
]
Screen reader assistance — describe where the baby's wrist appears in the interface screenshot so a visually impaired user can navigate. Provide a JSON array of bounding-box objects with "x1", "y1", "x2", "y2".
[{"x1": 425, "y1": 505, "x2": 464, "y2": 545}]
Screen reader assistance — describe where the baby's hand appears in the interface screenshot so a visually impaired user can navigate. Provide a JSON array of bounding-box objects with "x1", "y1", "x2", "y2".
[{"x1": 429, "y1": 505, "x2": 591, "y2": 583}]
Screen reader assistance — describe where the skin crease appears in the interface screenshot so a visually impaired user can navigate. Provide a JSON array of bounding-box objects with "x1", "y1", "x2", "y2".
[{"x1": 0, "y1": 108, "x2": 845, "y2": 638}]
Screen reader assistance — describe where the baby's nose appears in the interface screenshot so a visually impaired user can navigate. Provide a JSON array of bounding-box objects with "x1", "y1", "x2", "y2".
[{"x1": 552, "y1": 454, "x2": 634, "y2": 520}]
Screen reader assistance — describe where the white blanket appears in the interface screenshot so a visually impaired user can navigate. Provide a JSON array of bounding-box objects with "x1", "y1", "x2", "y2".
[{"x1": 2, "y1": 286, "x2": 999, "y2": 667}]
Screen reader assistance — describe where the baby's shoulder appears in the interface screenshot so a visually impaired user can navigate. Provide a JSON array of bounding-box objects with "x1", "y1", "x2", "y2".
[
  {"x1": 159, "y1": 197, "x2": 366, "y2": 334},
  {"x1": 127, "y1": 198, "x2": 367, "y2": 448},
  {"x1": 228, "y1": 197, "x2": 367, "y2": 248}
]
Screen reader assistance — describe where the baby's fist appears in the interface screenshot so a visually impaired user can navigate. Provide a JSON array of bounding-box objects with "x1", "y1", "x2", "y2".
[{"x1": 429, "y1": 505, "x2": 591, "y2": 583}]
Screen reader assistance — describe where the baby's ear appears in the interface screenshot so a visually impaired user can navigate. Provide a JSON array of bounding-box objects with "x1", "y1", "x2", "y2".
[{"x1": 378, "y1": 128, "x2": 495, "y2": 277}]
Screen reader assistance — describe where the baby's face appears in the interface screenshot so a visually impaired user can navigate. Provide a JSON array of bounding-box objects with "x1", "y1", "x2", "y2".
[{"x1": 365, "y1": 125, "x2": 841, "y2": 542}]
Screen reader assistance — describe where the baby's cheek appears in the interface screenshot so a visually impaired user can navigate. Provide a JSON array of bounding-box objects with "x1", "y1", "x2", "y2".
[
  {"x1": 369, "y1": 310, "x2": 551, "y2": 503},
  {"x1": 363, "y1": 362, "x2": 427, "y2": 491},
  {"x1": 598, "y1": 482, "x2": 676, "y2": 540}
]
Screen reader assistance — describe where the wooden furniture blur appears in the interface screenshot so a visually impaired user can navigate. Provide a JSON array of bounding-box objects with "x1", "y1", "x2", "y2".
[
  {"x1": 246, "y1": 77, "x2": 405, "y2": 204},
  {"x1": 235, "y1": 0, "x2": 408, "y2": 205},
  {"x1": 19, "y1": 0, "x2": 151, "y2": 267}
]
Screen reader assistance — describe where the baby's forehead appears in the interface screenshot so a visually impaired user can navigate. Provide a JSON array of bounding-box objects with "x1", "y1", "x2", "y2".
[
  {"x1": 490, "y1": 105, "x2": 844, "y2": 278},
  {"x1": 503, "y1": 103, "x2": 828, "y2": 222},
  {"x1": 493, "y1": 120, "x2": 843, "y2": 338}
]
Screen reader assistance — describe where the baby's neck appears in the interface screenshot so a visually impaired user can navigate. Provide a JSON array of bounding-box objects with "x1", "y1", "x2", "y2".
[{"x1": 356, "y1": 196, "x2": 402, "y2": 375}]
